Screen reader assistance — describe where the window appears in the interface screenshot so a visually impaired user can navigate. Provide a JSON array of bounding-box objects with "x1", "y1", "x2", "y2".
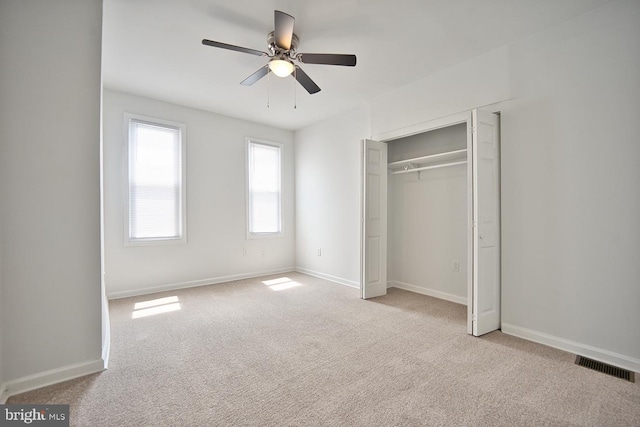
[
  {"x1": 247, "y1": 139, "x2": 282, "y2": 237},
  {"x1": 126, "y1": 114, "x2": 186, "y2": 244}
]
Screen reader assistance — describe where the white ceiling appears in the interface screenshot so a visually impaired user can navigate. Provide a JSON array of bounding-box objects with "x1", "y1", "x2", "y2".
[{"x1": 102, "y1": 0, "x2": 610, "y2": 131}]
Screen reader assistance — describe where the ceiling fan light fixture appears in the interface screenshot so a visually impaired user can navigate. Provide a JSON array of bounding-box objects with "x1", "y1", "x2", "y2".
[{"x1": 268, "y1": 58, "x2": 294, "y2": 77}]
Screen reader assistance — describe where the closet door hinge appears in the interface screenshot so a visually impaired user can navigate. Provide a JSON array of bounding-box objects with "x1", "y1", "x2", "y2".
[
  {"x1": 472, "y1": 314, "x2": 477, "y2": 322},
  {"x1": 472, "y1": 220, "x2": 477, "y2": 228}
]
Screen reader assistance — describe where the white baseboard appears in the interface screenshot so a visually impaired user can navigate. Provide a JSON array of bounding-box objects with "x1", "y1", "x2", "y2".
[
  {"x1": 389, "y1": 280, "x2": 467, "y2": 305},
  {"x1": 501, "y1": 323, "x2": 640, "y2": 374},
  {"x1": 107, "y1": 267, "x2": 296, "y2": 299},
  {"x1": 1, "y1": 358, "x2": 106, "y2": 404},
  {"x1": 294, "y1": 267, "x2": 360, "y2": 289}
]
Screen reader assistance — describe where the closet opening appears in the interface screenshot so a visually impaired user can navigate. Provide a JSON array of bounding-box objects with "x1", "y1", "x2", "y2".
[
  {"x1": 387, "y1": 123, "x2": 468, "y2": 307},
  {"x1": 361, "y1": 109, "x2": 501, "y2": 336}
]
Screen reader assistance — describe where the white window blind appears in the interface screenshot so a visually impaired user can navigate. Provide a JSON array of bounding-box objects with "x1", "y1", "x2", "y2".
[
  {"x1": 128, "y1": 118, "x2": 184, "y2": 242},
  {"x1": 247, "y1": 141, "x2": 282, "y2": 235}
]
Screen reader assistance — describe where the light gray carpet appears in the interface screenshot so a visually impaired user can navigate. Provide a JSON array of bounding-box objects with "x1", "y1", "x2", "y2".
[{"x1": 8, "y1": 272, "x2": 640, "y2": 426}]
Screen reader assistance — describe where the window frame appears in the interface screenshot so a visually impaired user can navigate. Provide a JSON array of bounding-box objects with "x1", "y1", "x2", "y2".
[
  {"x1": 124, "y1": 113, "x2": 187, "y2": 246},
  {"x1": 245, "y1": 137, "x2": 284, "y2": 239}
]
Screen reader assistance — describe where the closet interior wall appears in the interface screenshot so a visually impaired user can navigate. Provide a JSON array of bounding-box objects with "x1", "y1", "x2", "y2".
[{"x1": 387, "y1": 123, "x2": 468, "y2": 305}]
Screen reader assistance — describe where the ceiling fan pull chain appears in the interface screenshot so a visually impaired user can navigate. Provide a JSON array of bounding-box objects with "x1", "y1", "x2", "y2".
[
  {"x1": 294, "y1": 67, "x2": 297, "y2": 109},
  {"x1": 267, "y1": 68, "x2": 270, "y2": 108}
]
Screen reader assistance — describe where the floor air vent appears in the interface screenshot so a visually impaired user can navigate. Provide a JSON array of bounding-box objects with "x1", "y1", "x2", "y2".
[{"x1": 575, "y1": 355, "x2": 635, "y2": 383}]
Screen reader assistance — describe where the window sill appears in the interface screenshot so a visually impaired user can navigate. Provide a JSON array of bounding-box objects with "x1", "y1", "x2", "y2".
[{"x1": 124, "y1": 237, "x2": 187, "y2": 247}]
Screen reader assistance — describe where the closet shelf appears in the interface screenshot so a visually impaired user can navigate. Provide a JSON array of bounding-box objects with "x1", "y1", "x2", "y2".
[{"x1": 388, "y1": 148, "x2": 467, "y2": 175}]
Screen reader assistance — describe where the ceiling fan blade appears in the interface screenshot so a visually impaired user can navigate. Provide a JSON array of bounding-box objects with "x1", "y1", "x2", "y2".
[
  {"x1": 274, "y1": 10, "x2": 295, "y2": 50},
  {"x1": 293, "y1": 66, "x2": 321, "y2": 94},
  {"x1": 202, "y1": 39, "x2": 267, "y2": 57},
  {"x1": 297, "y1": 53, "x2": 357, "y2": 67},
  {"x1": 240, "y1": 66, "x2": 270, "y2": 86}
]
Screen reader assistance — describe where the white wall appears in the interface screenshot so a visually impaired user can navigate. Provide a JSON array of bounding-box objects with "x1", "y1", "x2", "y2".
[
  {"x1": 0, "y1": 0, "x2": 104, "y2": 389},
  {"x1": 368, "y1": 0, "x2": 640, "y2": 370},
  {"x1": 371, "y1": 47, "x2": 510, "y2": 140},
  {"x1": 103, "y1": 90, "x2": 295, "y2": 298},
  {"x1": 498, "y1": 0, "x2": 640, "y2": 370},
  {"x1": 387, "y1": 125, "x2": 468, "y2": 303},
  {"x1": 294, "y1": 106, "x2": 370, "y2": 287}
]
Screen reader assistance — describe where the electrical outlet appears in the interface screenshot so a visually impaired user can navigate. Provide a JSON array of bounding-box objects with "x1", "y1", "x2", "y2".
[
  {"x1": 317, "y1": 248, "x2": 322, "y2": 256},
  {"x1": 451, "y1": 261, "x2": 460, "y2": 272}
]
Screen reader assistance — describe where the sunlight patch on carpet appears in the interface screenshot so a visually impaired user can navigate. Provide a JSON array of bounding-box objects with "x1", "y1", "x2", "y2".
[
  {"x1": 132, "y1": 296, "x2": 181, "y2": 319},
  {"x1": 262, "y1": 277, "x2": 302, "y2": 291}
]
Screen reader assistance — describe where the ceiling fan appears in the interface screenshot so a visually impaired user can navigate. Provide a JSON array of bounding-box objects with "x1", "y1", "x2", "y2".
[{"x1": 202, "y1": 10, "x2": 357, "y2": 94}]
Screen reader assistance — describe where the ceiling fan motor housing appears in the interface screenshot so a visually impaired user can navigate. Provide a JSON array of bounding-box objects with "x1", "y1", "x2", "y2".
[{"x1": 267, "y1": 31, "x2": 299, "y2": 57}]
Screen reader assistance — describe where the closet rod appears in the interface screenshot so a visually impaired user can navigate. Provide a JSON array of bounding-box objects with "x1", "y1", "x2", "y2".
[{"x1": 390, "y1": 160, "x2": 467, "y2": 175}]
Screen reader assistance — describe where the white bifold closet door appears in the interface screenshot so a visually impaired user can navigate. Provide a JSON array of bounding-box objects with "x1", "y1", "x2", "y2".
[
  {"x1": 360, "y1": 139, "x2": 388, "y2": 299},
  {"x1": 471, "y1": 109, "x2": 500, "y2": 336}
]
